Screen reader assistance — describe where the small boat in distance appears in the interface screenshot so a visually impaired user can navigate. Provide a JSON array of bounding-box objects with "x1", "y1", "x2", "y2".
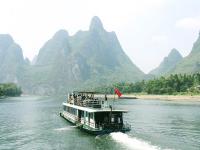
[{"x1": 60, "y1": 91, "x2": 131, "y2": 135}]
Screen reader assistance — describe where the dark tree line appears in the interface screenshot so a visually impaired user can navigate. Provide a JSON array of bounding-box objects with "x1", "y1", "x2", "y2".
[
  {"x1": 95, "y1": 73, "x2": 200, "y2": 95},
  {"x1": 0, "y1": 83, "x2": 22, "y2": 97}
]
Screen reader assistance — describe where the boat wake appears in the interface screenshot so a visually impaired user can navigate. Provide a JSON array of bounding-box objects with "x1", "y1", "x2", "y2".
[
  {"x1": 110, "y1": 132, "x2": 171, "y2": 150},
  {"x1": 54, "y1": 126, "x2": 76, "y2": 131}
]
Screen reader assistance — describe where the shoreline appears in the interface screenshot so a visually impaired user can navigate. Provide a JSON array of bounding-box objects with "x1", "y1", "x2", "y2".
[
  {"x1": 96, "y1": 94, "x2": 200, "y2": 101},
  {"x1": 2, "y1": 94, "x2": 199, "y2": 102},
  {"x1": 124, "y1": 94, "x2": 200, "y2": 101}
]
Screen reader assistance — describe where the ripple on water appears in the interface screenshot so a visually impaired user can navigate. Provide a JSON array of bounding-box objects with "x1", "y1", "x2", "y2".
[{"x1": 0, "y1": 96, "x2": 200, "y2": 150}]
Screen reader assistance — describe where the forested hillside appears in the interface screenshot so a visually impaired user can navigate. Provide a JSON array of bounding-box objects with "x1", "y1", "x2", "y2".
[
  {"x1": 95, "y1": 73, "x2": 200, "y2": 95},
  {"x1": 0, "y1": 83, "x2": 22, "y2": 97}
]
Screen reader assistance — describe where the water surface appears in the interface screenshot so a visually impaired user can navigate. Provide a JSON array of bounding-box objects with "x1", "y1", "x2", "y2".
[{"x1": 0, "y1": 96, "x2": 200, "y2": 150}]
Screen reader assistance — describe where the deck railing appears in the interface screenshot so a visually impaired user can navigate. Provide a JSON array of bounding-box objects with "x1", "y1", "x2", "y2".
[
  {"x1": 83, "y1": 99, "x2": 102, "y2": 108},
  {"x1": 68, "y1": 95, "x2": 106, "y2": 108}
]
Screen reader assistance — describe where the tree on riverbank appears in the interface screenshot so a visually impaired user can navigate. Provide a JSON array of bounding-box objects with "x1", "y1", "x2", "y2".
[
  {"x1": 0, "y1": 83, "x2": 22, "y2": 97},
  {"x1": 94, "y1": 73, "x2": 200, "y2": 95}
]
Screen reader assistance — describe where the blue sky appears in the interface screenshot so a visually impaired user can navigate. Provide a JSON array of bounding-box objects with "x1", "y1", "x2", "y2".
[{"x1": 0, "y1": 0, "x2": 200, "y2": 73}]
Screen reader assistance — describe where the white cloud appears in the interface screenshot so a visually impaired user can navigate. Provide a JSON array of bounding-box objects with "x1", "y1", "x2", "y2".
[{"x1": 175, "y1": 17, "x2": 200, "y2": 30}]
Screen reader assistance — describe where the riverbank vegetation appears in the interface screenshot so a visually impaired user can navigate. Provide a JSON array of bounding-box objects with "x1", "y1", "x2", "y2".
[
  {"x1": 95, "y1": 73, "x2": 200, "y2": 95},
  {"x1": 0, "y1": 83, "x2": 22, "y2": 97}
]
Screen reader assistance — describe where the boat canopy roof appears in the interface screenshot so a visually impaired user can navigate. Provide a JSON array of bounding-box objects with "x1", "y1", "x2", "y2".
[
  {"x1": 63, "y1": 102, "x2": 128, "y2": 113},
  {"x1": 72, "y1": 91, "x2": 100, "y2": 94}
]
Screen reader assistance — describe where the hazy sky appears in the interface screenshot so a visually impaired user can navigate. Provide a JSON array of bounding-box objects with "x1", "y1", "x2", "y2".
[{"x1": 0, "y1": 0, "x2": 200, "y2": 73}]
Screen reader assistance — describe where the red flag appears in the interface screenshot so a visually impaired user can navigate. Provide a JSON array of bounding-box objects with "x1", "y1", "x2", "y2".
[{"x1": 114, "y1": 88, "x2": 122, "y2": 97}]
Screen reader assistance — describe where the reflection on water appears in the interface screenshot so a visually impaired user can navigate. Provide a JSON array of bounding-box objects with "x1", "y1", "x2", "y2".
[{"x1": 0, "y1": 96, "x2": 200, "y2": 150}]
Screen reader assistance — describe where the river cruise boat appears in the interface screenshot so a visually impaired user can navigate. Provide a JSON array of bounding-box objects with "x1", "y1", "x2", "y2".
[{"x1": 60, "y1": 91, "x2": 131, "y2": 135}]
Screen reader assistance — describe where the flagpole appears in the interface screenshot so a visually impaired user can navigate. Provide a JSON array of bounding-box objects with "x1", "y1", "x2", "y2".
[{"x1": 113, "y1": 87, "x2": 115, "y2": 109}]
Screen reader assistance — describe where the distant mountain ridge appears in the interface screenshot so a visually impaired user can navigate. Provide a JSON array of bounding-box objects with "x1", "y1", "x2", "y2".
[
  {"x1": 29, "y1": 16, "x2": 144, "y2": 94},
  {"x1": 2, "y1": 17, "x2": 200, "y2": 95},
  {"x1": 0, "y1": 34, "x2": 25, "y2": 83},
  {"x1": 149, "y1": 48, "x2": 183, "y2": 76},
  {"x1": 0, "y1": 16, "x2": 144, "y2": 94},
  {"x1": 149, "y1": 32, "x2": 200, "y2": 76},
  {"x1": 169, "y1": 33, "x2": 200, "y2": 74}
]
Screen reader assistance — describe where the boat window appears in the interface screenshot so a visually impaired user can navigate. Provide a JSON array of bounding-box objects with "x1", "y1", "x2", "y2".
[
  {"x1": 86, "y1": 112, "x2": 88, "y2": 117},
  {"x1": 111, "y1": 117, "x2": 114, "y2": 123},
  {"x1": 118, "y1": 117, "x2": 121, "y2": 123},
  {"x1": 74, "y1": 108, "x2": 77, "y2": 115},
  {"x1": 90, "y1": 113, "x2": 93, "y2": 119},
  {"x1": 81, "y1": 111, "x2": 84, "y2": 118},
  {"x1": 67, "y1": 107, "x2": 77, "y2": 115}
]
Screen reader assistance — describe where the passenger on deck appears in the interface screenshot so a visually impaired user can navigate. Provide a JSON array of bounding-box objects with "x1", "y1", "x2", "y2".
[
  {"x1": 82, "y1": 95, "x2": 86, "y2": 100},
  {"x1": 105, "y1": 94, "x2": 107, "y2": 101}
]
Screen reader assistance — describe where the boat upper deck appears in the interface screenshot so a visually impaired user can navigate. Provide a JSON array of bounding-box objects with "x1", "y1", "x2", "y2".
[
  {"x1": 64, "y1": 91, "x2": 128, "y2": 113},
  {"x1": 63, "y1": 102, "x2": 128, "y2": 113}
]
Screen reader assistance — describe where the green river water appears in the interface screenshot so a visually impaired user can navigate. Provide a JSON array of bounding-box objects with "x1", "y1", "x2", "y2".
[{"x1": 0, "y1": 96, "x2": 200, "y2": 150}]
